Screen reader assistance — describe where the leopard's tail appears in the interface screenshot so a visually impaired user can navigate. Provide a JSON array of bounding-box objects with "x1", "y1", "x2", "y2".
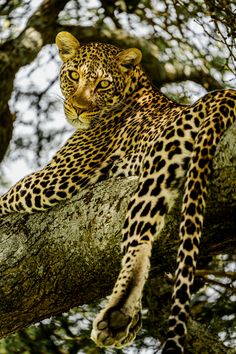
[{"x1": 162, "y1": 89, "x2": 236, "y2": 354}]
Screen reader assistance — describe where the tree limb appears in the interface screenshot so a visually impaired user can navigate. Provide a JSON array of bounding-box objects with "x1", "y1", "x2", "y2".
[
  {"x1": 0, "y1": 0, "x2": 68, "y2": 162},
  {"x1": 0, "y1": 119, "x2": 235, "y2": 353}
]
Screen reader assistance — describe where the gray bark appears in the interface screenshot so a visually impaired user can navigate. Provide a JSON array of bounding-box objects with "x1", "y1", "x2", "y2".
[{"x1": 0, "y1": 122, "x2": 235, "y2": 352}]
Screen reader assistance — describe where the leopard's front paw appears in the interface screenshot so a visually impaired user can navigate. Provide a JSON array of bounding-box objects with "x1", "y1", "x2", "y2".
[{"x1": 91, "y1": 306, "x2": 142, "y2": 348}]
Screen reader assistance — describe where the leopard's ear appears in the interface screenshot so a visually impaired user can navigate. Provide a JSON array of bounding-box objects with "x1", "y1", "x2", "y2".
[
  {"x1": 55, "y1": 32, "x2": 80, "y2": 62},
  {"x1": 116, "y1": 48, "x2": 142, "y2": 73}
]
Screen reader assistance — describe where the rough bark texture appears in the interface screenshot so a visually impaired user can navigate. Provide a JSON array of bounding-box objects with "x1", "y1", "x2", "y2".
[{"x1": 0, "y1": 121, "x2": 235, "y2": 352}]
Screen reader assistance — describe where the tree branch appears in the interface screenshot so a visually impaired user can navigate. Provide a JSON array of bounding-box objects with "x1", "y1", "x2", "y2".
[
  {"x1": 0, "y1": 120, "x2": 235, "y2": 352},
  {"x1": 0, "y1": 0, "x2": 69, "y2": 162}
]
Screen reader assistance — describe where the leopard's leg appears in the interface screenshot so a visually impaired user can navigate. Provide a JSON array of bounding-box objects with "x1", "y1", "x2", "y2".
[
  {"x1": 162, "y1": 99, "x2": 236, "y2": 354},
  {"x1": 91, "y1": 139, "x2": 188, "y2": 348},
  {"x1": 91, "y1": 192, "x2": 164, "y2": 348},
  {"x1": 0, "y1": 130, "x2": 123, "y2": 216}
]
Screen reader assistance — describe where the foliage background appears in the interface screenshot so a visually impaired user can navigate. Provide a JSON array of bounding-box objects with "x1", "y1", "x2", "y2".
[{"x1": 0, "y1": 0, "x2": 235, "y2": 353}]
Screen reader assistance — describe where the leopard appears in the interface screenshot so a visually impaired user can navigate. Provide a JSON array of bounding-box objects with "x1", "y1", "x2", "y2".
[{"x1": 0, "y1": 31, "x2": 235, "y2": 353}]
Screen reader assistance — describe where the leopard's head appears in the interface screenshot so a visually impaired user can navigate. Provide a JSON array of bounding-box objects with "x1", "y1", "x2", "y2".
[{"x1": 56, "y1": 31, "x2": 142, "y2": 129}]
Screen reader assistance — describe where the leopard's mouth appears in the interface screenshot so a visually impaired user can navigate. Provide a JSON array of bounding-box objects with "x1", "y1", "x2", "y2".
[
  {"x1": 64, "y1": 100, "x2": 101, "y2": 129},
  {"x1": 68, "y1": 108, "x2": 100, "y2": 129},
  {"x1": 78, "y1": 110, "x2": 99, "y2": 120}
]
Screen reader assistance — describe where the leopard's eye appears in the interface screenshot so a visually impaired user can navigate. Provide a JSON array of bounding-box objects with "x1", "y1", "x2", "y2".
[
  {"x1": 97, "y1": 80, "x2": 112, "y2": 90},
  {"x1": 69, "y1": 71, "x2": 79, "y2": 81}
]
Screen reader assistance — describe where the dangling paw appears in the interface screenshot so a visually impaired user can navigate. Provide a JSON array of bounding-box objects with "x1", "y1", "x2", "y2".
[{"x1": 91, "y1": 305, "x2": 142, "y2": 348}]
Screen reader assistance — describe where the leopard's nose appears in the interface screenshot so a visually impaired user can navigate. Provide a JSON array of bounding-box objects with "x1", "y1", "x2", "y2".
[
  {"x1": 71, "y1": 87, "x2": 92, "y2": 110},
  {"x1": 73, "y1": 100, "x2": 90, "y2": 110}
]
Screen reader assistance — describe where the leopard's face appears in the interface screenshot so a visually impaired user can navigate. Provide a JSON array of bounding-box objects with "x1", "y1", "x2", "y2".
[
  {"x1": 56, "y1": 32, "x2": 142, "y2": 129},
  {"x1": 60, "y1": 44, "x2": 125, "y2": 129}
]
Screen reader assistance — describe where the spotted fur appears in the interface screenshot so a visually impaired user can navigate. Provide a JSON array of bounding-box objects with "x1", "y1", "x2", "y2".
[{"x1": 0, "y1": 31, "x2": 235, "y2": 353}]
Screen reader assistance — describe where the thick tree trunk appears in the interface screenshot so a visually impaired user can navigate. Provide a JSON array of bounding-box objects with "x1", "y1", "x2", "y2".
[{"x1": 0, "y1": 123, "x2": 235, "y2": 352}]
